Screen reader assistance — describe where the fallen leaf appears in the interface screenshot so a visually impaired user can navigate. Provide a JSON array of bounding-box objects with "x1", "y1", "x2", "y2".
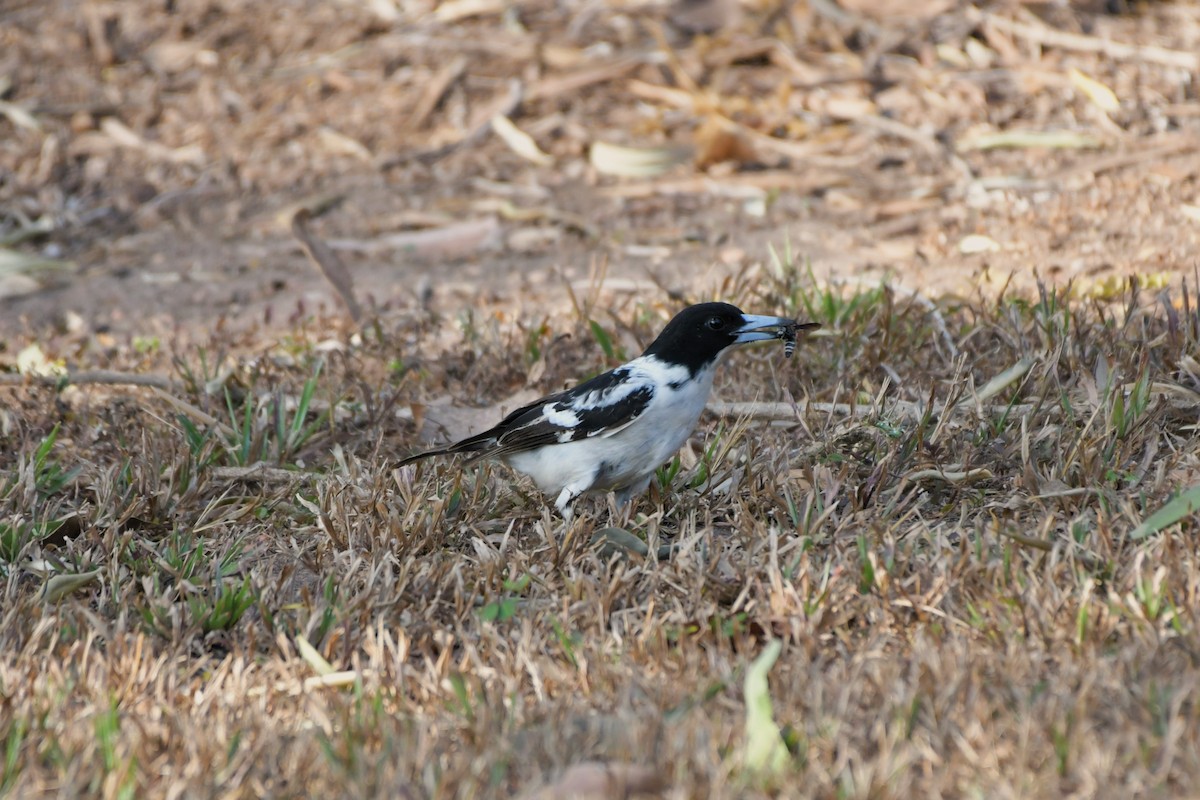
[
  {"x1": 17, "y1": 343, "x2": 66, "y2": 377},
  {"x1": 492, "y1": 115, "x2": 554, "y2": 167},
  {"x1": 302, "y1": 670, "x2": 360, "y2": 690},
  {"x1": 39, "y1": 515, "x2": 85, "y2": 548},
  {"x1": 100, "y1": 118, "x2": 206, "y2": 165},
  {"x1": 958, "y1": 234, "x2": 1001, "y2": 254},
  {"x1": 905, "y1": 467, "x2": 993, "y2": 483},
  {"x1": 506, "y1": 226, "x2": 560, "y2": 253},
  {"x1": 145, "y1": 40, "x2": 218, "y2": 73},
  {"x1": 0, "y1": 248, "x2": 72, "y2": 276},
  {"x1": 693, "y1": 116, "x2": 756, "y2": 168},
  {"x1": 957, "y1": 129, "x2": 1104, "y2": 151},
  {"x1": 591, "y1": 527, "x2": 649, "y2": 559},
  {"x1": 0, "y1": 99, "x2": 40, "y2": 132},
  {"x1": 435, "y1": 0, "x2": 504, "y2": 22},
  {"x1": 808, "y1": 94, "x2": 877, "y2": 120},
  {"x1": 956, "y1": 357, "x2": 1035, "y2": 406},
  {"x1": 364, "y1": 0, "x2": 401, "y2": 21},
  {"x1": 743, "y1": 639, "x2": 788, "y2": 775},
  {"x1": 317, "y1": 127, "x2": 372, "y2": 161},
  {"x1": 0, "y1": 274, "x2": 41, "y2": 301},
  {"x1": 963, "y1": 38, "x2": 996, "y2": 68},
  {"x1": 41, "y1": 569, "x2": 102, "y2": 604},
  {"x1": 296, "y1": 634, "x2": 336, "y2": 676},
  {"x1": 935, "y1": 44, "x2": 970, "y2": 68},
  {"x1": 590, "y1": 141, "x2": 691, "y2": 178},
  {"x1": 1069, "y1": 68, "x2": 1120, "y2": 114}
]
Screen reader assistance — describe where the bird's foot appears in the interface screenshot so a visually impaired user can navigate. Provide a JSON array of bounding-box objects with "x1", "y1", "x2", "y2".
[{"x1": 605, "y1": 496, "x2": 637, "y2": 530}]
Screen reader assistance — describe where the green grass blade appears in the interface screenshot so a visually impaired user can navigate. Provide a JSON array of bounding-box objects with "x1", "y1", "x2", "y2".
[
  {"x1": 588, "y1": 320, "x2": 615, "y2": 360},
  {"x1": 1130, "y1": 484, "x2": 1200, "y2": 540}
]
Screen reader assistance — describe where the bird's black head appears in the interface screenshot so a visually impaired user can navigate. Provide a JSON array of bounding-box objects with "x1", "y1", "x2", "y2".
[{"x1": 642, "y1": 302, "x2": 797, "y2": 375}]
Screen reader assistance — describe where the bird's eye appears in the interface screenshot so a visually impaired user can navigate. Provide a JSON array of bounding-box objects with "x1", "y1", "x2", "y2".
[{"x1": 705, "y1": 316, "x2": 725, "y2": 331}]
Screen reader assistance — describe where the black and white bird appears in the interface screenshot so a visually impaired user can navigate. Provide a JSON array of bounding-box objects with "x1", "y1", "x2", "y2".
[{"x1": 398, "y1": 303, "x2": 819, "y2": 520}]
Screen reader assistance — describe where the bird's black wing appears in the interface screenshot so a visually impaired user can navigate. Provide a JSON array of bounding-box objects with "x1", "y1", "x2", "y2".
[
  {"x1": 397, "y1": 365, "x2": 657, "y2": 465},
  {"x1": 471, "y1": 366, "x2": 657, "y2": 460}
]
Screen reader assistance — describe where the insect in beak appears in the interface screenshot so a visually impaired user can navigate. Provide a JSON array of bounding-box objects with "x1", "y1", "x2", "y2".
[{"x1": 735, "y1": 316, "x2": 821, "y2": 357}]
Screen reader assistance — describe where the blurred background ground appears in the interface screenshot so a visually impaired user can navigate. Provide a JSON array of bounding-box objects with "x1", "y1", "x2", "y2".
[{"x1": 2, "y1": 0, "x2": 1199, "y2": 340}]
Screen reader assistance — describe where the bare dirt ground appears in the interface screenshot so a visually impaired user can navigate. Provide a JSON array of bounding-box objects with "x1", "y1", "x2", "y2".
[
  {"x1": 4, "y1": 0, "x2": 1200, "y2": 798},
  {"x1": 3, "y1": 0, "x2": 1198, "y2": 336}
]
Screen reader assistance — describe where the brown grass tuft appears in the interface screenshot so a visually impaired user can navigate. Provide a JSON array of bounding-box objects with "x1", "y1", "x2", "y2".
[{"x1": 4, "y1": 266, "x2": 1200, "y2": 797}]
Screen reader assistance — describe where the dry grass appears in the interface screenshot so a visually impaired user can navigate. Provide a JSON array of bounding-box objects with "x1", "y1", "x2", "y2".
[{"x1": 3, "y1": 261, "x2": 1200, "y2": 798}]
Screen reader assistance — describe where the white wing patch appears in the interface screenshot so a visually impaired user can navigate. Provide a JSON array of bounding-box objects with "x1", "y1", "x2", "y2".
[
  {"x1": 544, "y1": 406, "x2": 581, "y2": 428},
  {"x1": 565, "y1": 375, "x2": 645, "y2": 413}
]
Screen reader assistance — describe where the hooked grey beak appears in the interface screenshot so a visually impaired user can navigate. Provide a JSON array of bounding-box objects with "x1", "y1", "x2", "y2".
[{"x1": 734, "y1": 314, "x2": 797, "y2": 344}]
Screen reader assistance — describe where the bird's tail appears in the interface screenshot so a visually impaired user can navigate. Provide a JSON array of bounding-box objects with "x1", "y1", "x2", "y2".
[
  {"x1": 395, "y1": 435, "x2": 496, "y2": 468},
  {"x1": 395, "y1": 447, "x2": 453, "y2": 467}
]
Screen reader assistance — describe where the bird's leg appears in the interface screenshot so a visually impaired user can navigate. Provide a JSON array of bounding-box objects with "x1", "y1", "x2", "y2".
[
  {"x1": 554, "y1": 485, "x2": 582, "y2": 527},
  {"x1": 612, "y1": 476, "x2": 652, "y2": 528},
  {"x1": 613, "y1": 498, "x2": 635, "y2": 529}
]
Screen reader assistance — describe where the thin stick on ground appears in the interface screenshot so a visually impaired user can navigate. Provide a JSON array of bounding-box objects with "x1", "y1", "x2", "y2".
[
  {"x1": 972, "y1": 7, "x2": 1200, "y2": 70},
  {"x1": 0, "y1": 370, "x2": 177, "y2": 389},
  {"x1": 292, "y1": 208, "x2": 364, "y2": 324}
]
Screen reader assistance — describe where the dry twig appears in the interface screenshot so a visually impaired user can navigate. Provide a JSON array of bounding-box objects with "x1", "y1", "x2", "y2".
[
  {"x1": 0, "y1": 370, "x2": 177, "y2": 389},
  {"x1": 972, "y1": 8, "x2": 1200, "y2": 71},
  {"x1": 291, "y1": 209, "x2": 364, "y2": 323}
]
